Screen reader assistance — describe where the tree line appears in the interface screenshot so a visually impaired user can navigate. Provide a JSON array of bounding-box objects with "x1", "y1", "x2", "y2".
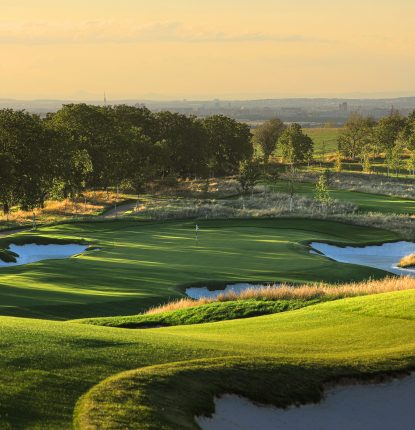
[
  {"x1": 0, "y1": 104, "x2": 254, "y2": 214},
  {"x1": 337, "y1": 111, "x2": 415, "y2": 175}
]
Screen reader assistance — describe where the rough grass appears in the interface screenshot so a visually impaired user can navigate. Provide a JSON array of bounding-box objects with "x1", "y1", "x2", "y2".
[
  {"x1": 0, "y1": 190, "x2": 135, "y2": 230},
  {"x1": 135, "y1": 191, "x2": 357, "y2": 221},
  {"x1": 398, "y1": 254, "x2": 415, "y2": 268},
  {"x1": 76, "y1": 277, "x2": 415, "y2": 329},
  {"x1": 146, "y1": 276, "x2": 415, "y2": 314}
]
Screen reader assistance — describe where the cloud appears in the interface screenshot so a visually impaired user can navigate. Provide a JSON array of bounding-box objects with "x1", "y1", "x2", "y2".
[{"x1": 0, "y1": 20, "x2": 324, "y2": 45}]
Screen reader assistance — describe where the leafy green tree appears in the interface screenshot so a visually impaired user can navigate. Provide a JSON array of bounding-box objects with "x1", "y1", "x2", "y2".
[
  {"x1": 237, "y1": 159, "x2": 262, "y2": 194},
  {"x1": 338, "y1": 113, "x2": 376, "y2": 160},
  {"x1": 315, "y1": 172, "x2": 332, "y2": 205},
  {"x1": 155, "y1": 112, "x2": 209, "y2": 178},
  {"x1": 203, "y1": 115, "x2": 253, "y2": 175},
  {"x1": 0, "y1": 109, "x2": 55, "y2": 213},
  {"x1": 334, "y1": 151, "x2": 343, "y2": 172},
  {"x1": 407, "y1": 151, "x2": 415, "y2": 176},
  {"x1": 362, "y1": 153, "x2": 372, "y2": 173},
  {"x1": 122, "y1": 127, "x2": 160, "y2": 197},
  {"x1": 387, "y1": 138, "x2": 405, "y2": 176},
  {"x1": 278, "y1": 123, "x2": 313, "y2": 164},
  {"x1": 375, "y1": 111, "x2": 406, "y2": 156},
  {"x1": 253, "y1": 118, "x2": 286, "y2": 162},
  {"x1": 46, "y1": 104, "x2": 117, "y2": 189}
]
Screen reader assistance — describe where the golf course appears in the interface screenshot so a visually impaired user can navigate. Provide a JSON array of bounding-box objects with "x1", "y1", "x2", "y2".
[
  {"x1": 0, "y1": 218, "x2": 399, "y2": 320},
  {"x1": 0, "y1": 215, "x2": 415, "y2": 429}
]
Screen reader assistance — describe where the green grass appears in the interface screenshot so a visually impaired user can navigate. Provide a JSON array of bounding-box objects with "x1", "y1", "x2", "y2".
[
  {"x1": 303, "y1": 127, "x2": 342, "y2": 156},
  {"x1": 1, "y1": 289, "x2": 415, "y2": 429},
  {"x1": 0, "y1": 219, "x2": 399, "y2": 320},
  {"x1": 270, "y1": 180, "x2": 415, "y2": 214},
  {"x1": 0, "y1": 217, "x2": 411, "y2": 429},
  {"x1": 75, "y1": 299, "x2": 316, "y2": 328}
]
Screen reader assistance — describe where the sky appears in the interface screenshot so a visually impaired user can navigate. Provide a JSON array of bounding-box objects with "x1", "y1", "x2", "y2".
[{"x1": 1, "y1": 0, "x2": 415, "y2": 100}]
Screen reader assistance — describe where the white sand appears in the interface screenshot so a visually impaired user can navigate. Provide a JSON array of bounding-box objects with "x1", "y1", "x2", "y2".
[
  {"x1": 310, "y1": 241, "x2": 415, "y2": 277},
  {"x1": 0, "y1": 243, "x2": 88, "y2": 267},
  {"x1": 197, "y1": 374, "x2": 415, "y2": 430},
  {"x1": 186, "y1": 283, "x2": 265, "y2": 299}
]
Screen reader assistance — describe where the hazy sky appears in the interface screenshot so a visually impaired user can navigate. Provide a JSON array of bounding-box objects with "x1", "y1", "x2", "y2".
[{"x1": 2, "y1": 0, "x2": 415, "y2": 100}]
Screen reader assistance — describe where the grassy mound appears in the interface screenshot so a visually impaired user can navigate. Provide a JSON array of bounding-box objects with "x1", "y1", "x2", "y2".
[
  {"x1": 78, "y1": 277, "x2": 415, "y2": 329},
  {"x1": 76, "y1": 299, "x2": 315, "y2": 328},
  {"x1": 398, "y1": 253, "x2": 415, "y2": 268},
  {"x1": 0, "y1": 218, "x2": 398, "y2": 320}
]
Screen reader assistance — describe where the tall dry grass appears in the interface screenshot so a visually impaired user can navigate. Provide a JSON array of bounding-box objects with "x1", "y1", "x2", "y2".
[
  {"x1": 0, "y1": 190, "x2": 129, "y2": 226},
  {"x1": 146, "y1": 277, "x2": 415, "y2": 315},
  {"x1": 398, "y1": 254, "x2": 415, "y2": 268},
  {"x1": 136, "y1": 191, "x2": 357, "y2": 221}
]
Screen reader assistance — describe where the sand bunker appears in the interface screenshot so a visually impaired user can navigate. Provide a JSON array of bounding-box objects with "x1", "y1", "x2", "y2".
[
  {"x1": 186, "y1": 283, "x2": 264, "y2": 299},
  {"x1": 310, "y1": 241, "x2": 415, "y2": 277},
  {"x1": 0, "y1": 243, "x2": 88, "y2": 267},
  {"x1": 197, "y1": 374, "x2": 415, "y2": 430}
]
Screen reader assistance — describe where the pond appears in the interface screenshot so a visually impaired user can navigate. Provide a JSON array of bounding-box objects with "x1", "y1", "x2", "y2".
[
  {"x1": 0, "y1": 243, "x2": 89, "y2": 267},
  {"x1": 310, "y1": 241, "x2": 415, "y2": 277},
  {"x1": 197, "y1": 374, "x2": 415, "y2": 430},
  {"x1": 186, "y1": 283, "x2": 266, "y2": 299}
]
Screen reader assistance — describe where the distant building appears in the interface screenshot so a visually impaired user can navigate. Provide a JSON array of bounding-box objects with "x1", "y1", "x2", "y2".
[{"x1": 339, "y1": 102, "x2": 348, "y2": 112}]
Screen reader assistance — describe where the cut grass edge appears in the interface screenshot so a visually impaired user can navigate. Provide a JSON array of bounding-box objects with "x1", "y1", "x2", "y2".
[{"x1": 73, "y1": 356, "x2": 415, "y2": 430}]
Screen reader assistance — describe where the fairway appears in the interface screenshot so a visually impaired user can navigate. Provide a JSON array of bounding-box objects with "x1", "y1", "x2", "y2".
[
  {"x1": 1, "y1": 289, "x2": 415, "y2": 429},
  {"x1": 270, "y1": 180, "x2": 415, "y2": 214},
  {"x1": 0, "y1": 219, "x2": 399, "y2": 320}
]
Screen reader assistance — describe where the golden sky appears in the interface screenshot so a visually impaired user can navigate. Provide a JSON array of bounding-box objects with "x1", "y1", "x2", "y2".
[{"x1": 1, "y1": 0, "x2": 415, "y2": 100}]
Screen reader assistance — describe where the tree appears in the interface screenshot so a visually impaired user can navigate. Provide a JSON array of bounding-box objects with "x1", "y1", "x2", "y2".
[
  {"x1": 237, "y1": 159, "x2": 262, "y2": 194},
  {"x1": 203, "y1": 115, "x2": 253, "y2": 176},
  {"x1": 0, "y1": 109, "x2": 55, "y2": 213},
  {"x1": 278, "y1": 123, "x2": 313, "y2": 165},
  {"x1": 387, "y1": 138, "x2": 405, "y2": 176},
  {"x1": 46, "y1": 104, "x2": 117, "y2": 189},
  {"x1": 407, "y1": 151, "x2": 415, "y2": 176},
  {"x1": 338, "y1": 113, "x2": 376, "y2": 160},
  {"x1": 155, "y1": 112, "x2": 209, "y2": 178},
  {"x1": 315, "y1": 172, "x2": 332, "y2": 205},
  {"x1": 375, "y1": 111, "x2": 406, "y2": 155},
  {"x1": 123, "y1": 127, "x2": 159, "y2": 198},
  {"x1": 253, "y1": 118, "x2": 285, "y2": 162},
  {"x1": 334, "y1": 151, "x2": 343, "y2": 172}
]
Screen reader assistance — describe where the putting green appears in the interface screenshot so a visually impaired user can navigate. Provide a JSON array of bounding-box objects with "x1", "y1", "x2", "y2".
[{"x1": 0, "y1": 219, "x2": 399, "y2": 319}]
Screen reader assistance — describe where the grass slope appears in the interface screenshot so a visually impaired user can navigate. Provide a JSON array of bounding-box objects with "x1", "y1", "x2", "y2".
[
  {"x1": 1, "y1": 289, "x2": 415, "y2": 429},
  {"x1": 75, "y1": 299, "x2": 316, "y2": 328},
  {"x1": 0, "y1": 219, "x2": 398, "y2": 320}
]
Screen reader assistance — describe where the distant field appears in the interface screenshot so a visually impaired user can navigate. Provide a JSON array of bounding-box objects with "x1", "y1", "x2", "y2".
[{"x1": 303, "y1": 127, "x2": 342, "y2": 156}]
